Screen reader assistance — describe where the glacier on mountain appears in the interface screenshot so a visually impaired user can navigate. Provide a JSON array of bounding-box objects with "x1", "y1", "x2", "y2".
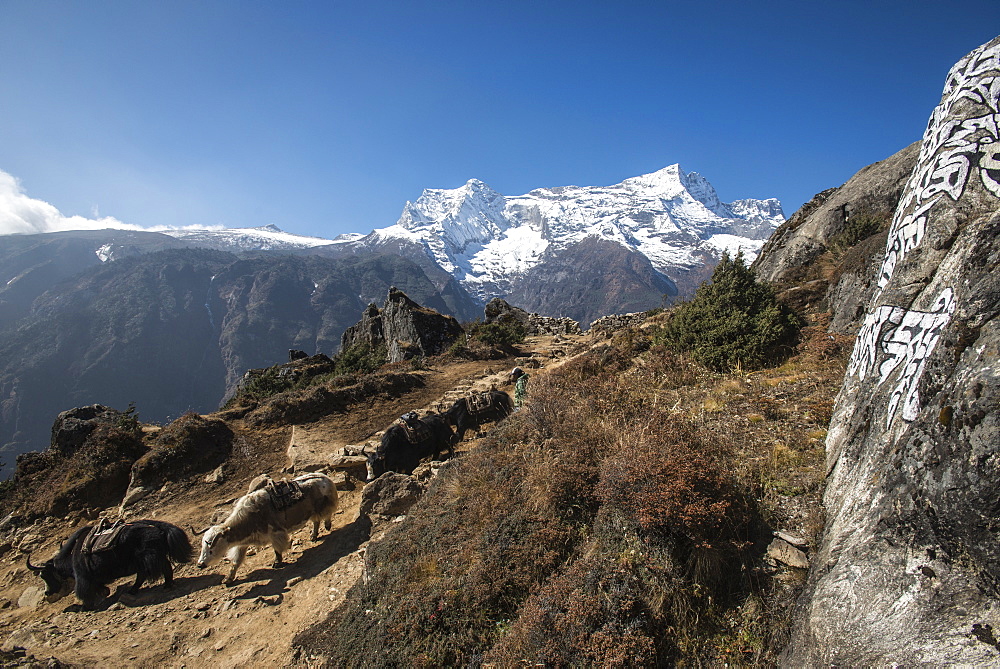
[
  {"x1": 365, "y1": 165, "x2": 784, "y2": 301},
  {"x1": 162, "y1": 224, "x2": 345, "y2": 252}
]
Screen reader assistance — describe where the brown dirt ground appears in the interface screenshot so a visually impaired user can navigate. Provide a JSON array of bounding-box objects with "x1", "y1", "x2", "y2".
[{"x1": 0, "y1": 334, "x2": 589, "y2": 667}]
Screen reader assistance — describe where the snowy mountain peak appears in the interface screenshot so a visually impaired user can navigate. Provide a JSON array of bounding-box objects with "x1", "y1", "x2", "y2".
[
  {"x1": 392, "y1": 179, "x2": 511, "y2": 275},
  {"x1": 621, "y1": 164, "x2": 686, "y2": 193},
  {"x1": 618, "y1": 165, "x2": 733, "y2": 218},
  {"x1": 367, "y1": 165, "x2": 785, "y2": 302},
  {"x1": 398, "y1": 179, "x2": 504, "y2": 228}
]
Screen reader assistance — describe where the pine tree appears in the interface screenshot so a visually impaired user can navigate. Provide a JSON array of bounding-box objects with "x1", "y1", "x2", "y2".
[{"x1": 658, "y1": 251, "x2": 801, "y2": 371}]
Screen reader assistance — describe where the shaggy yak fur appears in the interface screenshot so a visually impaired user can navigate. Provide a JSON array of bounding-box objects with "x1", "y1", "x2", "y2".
[
  {"x1": 196, "y1": 472, "x2": 338, "y2": 583},
  {"x1": 366, "y1": 413, "x2": 454, "y2": 481},
  {"x1": 444, "y1": 390, "x2": 514, "y2": 442},
  {"x1": 27, "y1": 520, "x2": 192, "y2": 609}
]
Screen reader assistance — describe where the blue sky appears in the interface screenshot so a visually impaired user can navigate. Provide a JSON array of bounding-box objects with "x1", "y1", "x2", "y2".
[{"x1": 1, "y1": 1, "x2": 998, "y2": 238}]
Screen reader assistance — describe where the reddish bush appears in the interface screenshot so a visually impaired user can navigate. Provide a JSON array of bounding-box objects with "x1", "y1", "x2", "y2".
[
  {"x1": 598, "y1": 418, "x2": 749, "y2": 548},
  {"x1": 486, "y1": 557, "x2": 659, "y2": 667}
]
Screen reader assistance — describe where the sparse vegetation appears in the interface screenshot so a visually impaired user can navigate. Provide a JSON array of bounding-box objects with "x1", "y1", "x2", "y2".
[
  {"x1": 829, "y1": 209, "x2": 890, "y2": 255},
  {"x1": 224, "y1": 343, "x2": 389, "y2": 410},
  {"x1": 297, "y1": 318, "x2": 843, "y2": 664},
  {"x1": 447, "y1": 316, "x2": 526, "y2": 360},
  {"x1": 334, "y1": 342, "x2": 389, "y2": 376},
  {"x1": 0, "y1": 299, "x2": 845, "y2": 666},
  {"x1": 0, "y1": 420, "x2": 145, "y2": 520},
  {"x1": 129, "y1": 412, "x2": 233, "y2": 489}
]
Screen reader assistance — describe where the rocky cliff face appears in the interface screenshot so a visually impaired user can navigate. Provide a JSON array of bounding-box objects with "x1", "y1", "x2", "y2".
[
  {"x1": 340, "y1": 288, "x2": 464, "y2": 363},
  {"x1": 784, "y1": 35, "x2": 1000, "y2": 665},
  {"x1": 752, "y1": 142, "x2": 919, "y2": 330}
]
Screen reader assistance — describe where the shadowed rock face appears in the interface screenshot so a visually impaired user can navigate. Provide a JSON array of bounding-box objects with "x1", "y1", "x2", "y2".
[
  {"x1": 752, "y1": 142, "x2": 919, "y2": 330},
  {"x1": 783, "y1": 35, "x2": 1000, "y2": 665},
  {"x1": 341, "y1": 288, "x2": 464, "y2": 363}
]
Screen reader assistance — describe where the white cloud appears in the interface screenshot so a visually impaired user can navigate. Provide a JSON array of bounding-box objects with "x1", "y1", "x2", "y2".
[{"x1": 0, "y1": 168, "x2": 142, "y2": 235}]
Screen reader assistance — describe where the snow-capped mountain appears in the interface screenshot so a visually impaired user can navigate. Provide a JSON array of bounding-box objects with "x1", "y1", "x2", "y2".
[
  {"x1": 160, "y1": 224, "x2": 355, "y2": 253},
  {"x1": 94, "y1": 166, "x2": 783, "y2": 319},
  {"x1": 361, "y1": 165, "x2": 784, "y2": 301}
]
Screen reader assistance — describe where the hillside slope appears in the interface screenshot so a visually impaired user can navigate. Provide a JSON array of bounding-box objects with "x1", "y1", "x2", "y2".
[
  {"x1": 0, "y1": 336, "x2": 546, "y2": 666},
  {"x1": 0, "y1": 315, "x2": 849, "y2": 666},
  {"x1": 0, "y1": 247, "x2": 479, "y2": 477}
]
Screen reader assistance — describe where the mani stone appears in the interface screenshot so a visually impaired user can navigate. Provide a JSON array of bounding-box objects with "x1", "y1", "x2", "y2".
[{"x1": 783, "y1": 35, "x2": 1000, "y2": 666}]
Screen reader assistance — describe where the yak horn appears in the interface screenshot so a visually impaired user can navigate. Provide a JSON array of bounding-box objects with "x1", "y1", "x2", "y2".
[
  {"x1": 189, "y1": 525, "x2": 210, "y2": 536},
  {"x1": 25, "y1": 555, "x2": 43, "y2": 572}
]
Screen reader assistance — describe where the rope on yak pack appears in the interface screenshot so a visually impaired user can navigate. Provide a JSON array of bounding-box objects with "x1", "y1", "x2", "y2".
[
  {"x1": 465, "y1": 390, "x2": 492, "y2": 414},
  {"x1": 265, "y1": 479, "x2": 305, "y2": 511},
  {"x1": 81, "y1": 519, "x2": 127, "y2": 554},
  {"x1": 397, "y1": 412, "x2": 431, "y2": 444}
]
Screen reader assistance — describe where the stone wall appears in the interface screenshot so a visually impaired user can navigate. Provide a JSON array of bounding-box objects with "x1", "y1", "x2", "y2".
[
  {"x1": 588, "y1": 311, "x2": 652, "y2": 337},
  {"x1": 483, "y1": 298, "x2": 581, "y2": 336},
  {"x1": 526, "y1": 314, "x2": 581, "y2": 335}
]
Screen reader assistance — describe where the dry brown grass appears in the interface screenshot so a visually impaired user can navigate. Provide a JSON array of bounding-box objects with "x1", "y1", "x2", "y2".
[{"x1": 296, "y1": 315, "x2": 849, "y2": 665}]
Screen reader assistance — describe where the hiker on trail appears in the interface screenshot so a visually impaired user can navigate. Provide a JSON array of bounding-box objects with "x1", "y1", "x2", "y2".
[{"x1": 509, "y1": 366, "x2": 529, "y2": 408}]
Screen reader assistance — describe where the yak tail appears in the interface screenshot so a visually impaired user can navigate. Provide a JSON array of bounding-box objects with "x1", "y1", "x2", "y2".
[
  {"x1": 498, "y1": 391, "x2": 514, "y2": 414},
  {"x1": 164, "y1": 524, "x2": 194, "y2": 564}
]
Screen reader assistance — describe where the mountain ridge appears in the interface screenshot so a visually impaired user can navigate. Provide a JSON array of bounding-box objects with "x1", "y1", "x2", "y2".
[{"x1": 355, "y1": 164, "x2": 783, "y2": 302}]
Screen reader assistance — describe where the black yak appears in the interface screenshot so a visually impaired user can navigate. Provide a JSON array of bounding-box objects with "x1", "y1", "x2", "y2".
[
  {"x1": 195, "y1": 472, "x2": 338, "y2": 584},
  {"x1": 366, "y1": 412, "x2": 454, "y2": 481},
  {"x1": 27, "y1": 519, "x2": 192, "y2": 609},
  {"x1": 444, "y1": 389, "x2": 514, "y2": 442}
]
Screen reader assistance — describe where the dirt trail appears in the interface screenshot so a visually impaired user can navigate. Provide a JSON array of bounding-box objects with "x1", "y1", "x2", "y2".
[{"x1": 0, "y1": 334, "x2": 589, "y2": 667}]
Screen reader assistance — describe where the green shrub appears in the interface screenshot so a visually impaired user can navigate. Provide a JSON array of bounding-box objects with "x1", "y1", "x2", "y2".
[
  {"x1": 471, "y1": 316, "x2": 527, "y2": 349},
  {"x1": 656, "y1": 252, "x2": 801, "y2": 371},
  {"x1": 333, "y1": 342, "x2": 387, "y2": 376},
  {"x1": 115, "y1": 401, "x2": 141, "y2": 434},
  {"x1": 231, "y1": 367, "x2": 294, "y2": 405},
  {"x1": 829, "y1": 210, "x2": 889, "y2": 254},
  {"x1": 224, "y1": 344, "x2": 388, "y2": 410}
]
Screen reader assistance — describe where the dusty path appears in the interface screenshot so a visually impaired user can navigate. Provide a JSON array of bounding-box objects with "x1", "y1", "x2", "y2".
[{"x1": 0, "y1": 334, "x2": 589, "y2": 667}]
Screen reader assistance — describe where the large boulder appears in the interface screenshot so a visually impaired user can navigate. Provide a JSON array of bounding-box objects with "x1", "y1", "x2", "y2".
[
  {"x1": 484, "y1": 298, "x2": 530, "y2": 327},
  {"x1": 359, "y1": 473, "x2": 424, "y2": 518},
  {"x1": 784, "y1": 35, "x2": 1000, "y2": 665},
  {"x1": 127, "y1": 412, "x2": 233, "y2": 494},
  {"x1": 341, "y1": 288, "x2": 464, "y2": 363},
  {"x1": 49, "y1": 404, "x2": 122, "y2": 455}
]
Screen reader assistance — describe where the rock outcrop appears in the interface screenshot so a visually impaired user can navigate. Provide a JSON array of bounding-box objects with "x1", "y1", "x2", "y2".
[
  {"x1": 483, "y1": 298, "x2": 582, "y2": 336},
  {"x1": 341, "y1": 288, "x2": 464, "y2": 363},
  {"x1": 752, "y1": 142, "x2": 919, "y2": 330},
  {"x1": 784, "y1": 35, "x2": 1000, "y2": 665},
  {"x1": 48, "y1": 405, "x2": 123, "y2": 456}
]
